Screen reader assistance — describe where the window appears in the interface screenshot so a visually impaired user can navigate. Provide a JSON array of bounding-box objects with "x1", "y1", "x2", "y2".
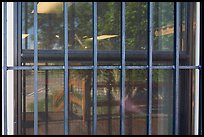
[{"x1": 2, "y1": 2, "x2": 202, "y2": 135}]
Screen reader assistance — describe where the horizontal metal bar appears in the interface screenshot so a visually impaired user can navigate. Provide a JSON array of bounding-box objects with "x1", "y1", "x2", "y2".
[
  {"x1": 152, "y1": 66, "x2": 174, "y2": 69},
  {"x1": 5, "y1": 65, "x2": 202, "y2": 70},
  {"x1": 7, "y1": 66, "x2": 34, "y2": 70},
  {"x1": 39, "y1": 66, "x2": 64, "y2": 70},
  {"x1": 126, "y1": 66, "x2": 148, "y2": 69},
  {"x1": 68, "y1": 66, "x2": 92, "y2": 70},
  {"x1": 98, "y1": 66, "x2": 120, "y2": 69},
  {"x1": 179, "y1": 66, "x2": 201, "y2": 69}
]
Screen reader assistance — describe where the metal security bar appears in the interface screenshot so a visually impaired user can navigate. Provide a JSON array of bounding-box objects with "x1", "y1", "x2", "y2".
[
  {"x1": 33, "y1": 2, "x2": 38, "y2": 135},
  {"x1": 3, "y1": 2, "x2": 7, "y2": 135},
  {"x1": 173, "y1": 2, "x2": 180, "y2": 135},
  {"x1": 64, "y1": 2, "x2": 69, "y2": 135},
  {"x1": 92, "y1": 2, "x2": 98, "y2": 135},
  {"x1": 147, "y1": 2, "x2": 153, "y2": 135},
  {"x1": 120, "y1": 2, "x2": 125, "y2": 135},
  {"x1": 2, "y1": 2, "x2": 202, "y2": 135},
  {"x1": 199, "y1": 2, "x2": 202, "y2": 135}
]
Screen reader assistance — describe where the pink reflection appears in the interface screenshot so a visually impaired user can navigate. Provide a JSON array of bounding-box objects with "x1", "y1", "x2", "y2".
[{"x1": 124, "y1": 87, "x2": 145, "y2": 114}]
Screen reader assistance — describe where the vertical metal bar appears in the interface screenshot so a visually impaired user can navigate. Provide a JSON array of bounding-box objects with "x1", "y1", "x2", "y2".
[
  {"x1": 45, "y1": 69, "x2": 48, "y2": 135},
  {"x1": 92, "y1": 2, "x2": 97, "y2": 135},
  {"x1": 173, "y1": 2, "x2": 180, "y2": 135},
  {"x1": 120, "y1": 2, "x2": 125, "y2": 135},
  {"x1": 3, "y1": 2, "x2": 7, "y2": 135},
  {"x1": 33, "y1": 2, "x2": 38, "y2": 135},
  {"x1": 147, "y1": 2, "x2": 153, "y2": 135},
  {"x1": 199, "y1": 2, "x2": 202, "y2": 135},
  {"x1": 194, "y1": 2, "x2": 200, "y2": 135},
  {"x1": 64, "y1": 2, "x2": 69, "y2": 135}
]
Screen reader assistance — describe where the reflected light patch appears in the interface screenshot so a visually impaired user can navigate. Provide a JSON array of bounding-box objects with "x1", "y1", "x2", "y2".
[
  {"x1": 86, "y1": 35, "x2": 118, "y2": 40},
  {"x1": 22, "y1": 34, "x2": 29, "y2": 39},
  {"x1": 31, "y1": 2, "x2": 72, "y2": 14}
]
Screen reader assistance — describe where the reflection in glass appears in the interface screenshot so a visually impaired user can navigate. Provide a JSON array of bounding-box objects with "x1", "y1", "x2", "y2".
[
  {"x1": 22, "y1": 2, "x2": 34, "y2": 50},
  {"x1": 180, "y1": 70, "x2": 196, "y2": 134},
  {"x1": 153, "y1": 2, "x2": 174, "y2": 51},
  {"x1": 97, "y1": 2, "x2": 121, "y2": 66},
  {"x1": 153, "y1": 2, "x2": 174, "y2": 66},
  {"x1": 22, "y1": 2, "x2": 64, "y2": 50},
  {"x1": 152, "y1": 70, "x2": 173, "y2": 135},
  {"x1": 180, "y1": 2, "x2": 197, "y2": 66},
  {"x1": 125, "y1": 2, "x2": 147, "y2": 66},
  {"x1": 125, "y1": 70, "x2": 147, "y2": 135},
  {"x1": 97, "y1": 70, "x2": 120, "y2": 135},
  {"x1": 23, "y1": 70, "x2": 64, "y2": 135},
  {"x1": 68, "y1": 70, "x2": 92, "y2": 135},
  {"x1": 126, "y1": 2, "x2": 147, "y2": 50},
  {"x1": 68, "y1": 2, "x2": 93, "y2": 66}
]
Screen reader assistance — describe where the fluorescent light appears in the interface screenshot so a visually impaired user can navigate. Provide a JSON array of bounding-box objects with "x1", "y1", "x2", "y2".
[
  {"x1": 86, "y1": 35, "x2": 118, "y2": 40},
  {"x1": 32, "y1": 2, "x2": 72, "y2": 14},
  {"x1": 22, "y1": 34, "x2": 29, "y2": 39}
]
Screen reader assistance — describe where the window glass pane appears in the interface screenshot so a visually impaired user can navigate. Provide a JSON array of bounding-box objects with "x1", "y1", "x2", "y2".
[
  {"x1": 180, "y1": 3, "x2": 197, "y2": 66},
  {"x1": 180, "y1": 70, "x2": 196, "y2": 134},
  {"x1": 23, "y1": 70, "x2": 64, "y2": 135},
  {"x1": 68, "y1": 2, "x2": 93, "y2": 66},
  {"x1": 153, "y1": 2, "x2": 174, "y2": 66},
  {"x1": 152, "y1": 70, "x2": 173, "y2": 135},
  {"x1": 22, "y1": 2, "x2": 34, "y2": 50},
  {"x1": 97, "y1": 2, "x2": 121, "y2": 66},
  {"x1": 22, "y1": 2, "x2": 64, "y2": 50},
  {"x1": 125, "y1": 70, "x2": 147, "y2": 135},
  {"x1": 126, "y1": 2, "x2": 147, "y2": 66},
  {"x1": 68, "y1": 70, "x2": 92, "y2": 135},
  {"x1": 97, "y1": 69, "x2": 120, "y2": 135}
]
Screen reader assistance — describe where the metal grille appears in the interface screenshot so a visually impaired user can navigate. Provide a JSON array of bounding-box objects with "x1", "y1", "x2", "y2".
[{"x1": 3, "y1": 2, "x2": 202, "y2": 135}]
